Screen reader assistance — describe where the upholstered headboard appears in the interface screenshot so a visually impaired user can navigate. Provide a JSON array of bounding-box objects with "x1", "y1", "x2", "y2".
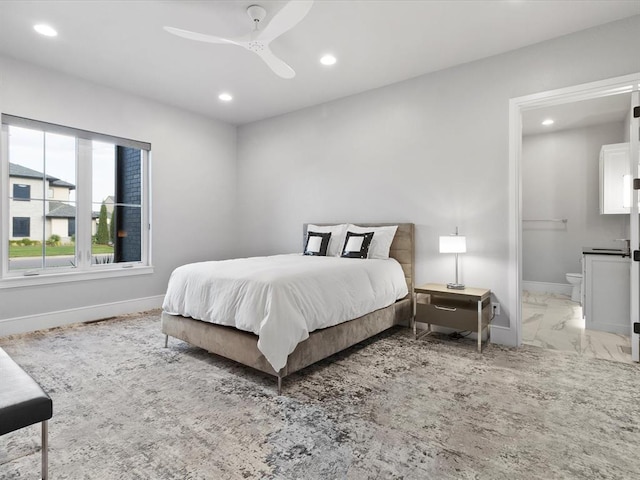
[{"x1": 303, "y1": 223, "x2": 415, "y2": 296}]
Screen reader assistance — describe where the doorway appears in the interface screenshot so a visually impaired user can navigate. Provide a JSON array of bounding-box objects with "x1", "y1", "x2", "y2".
[{"x1": 509, "y1": 73, "x2": 640, "y2": 363}]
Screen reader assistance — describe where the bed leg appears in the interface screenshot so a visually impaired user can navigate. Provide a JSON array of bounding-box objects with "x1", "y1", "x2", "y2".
[
  {"x1": 164, "y1": 334, "x2": 168, "y2": 348},
  {"x1": 277, "y1": 374, "x2": 282, "y2": 395}
]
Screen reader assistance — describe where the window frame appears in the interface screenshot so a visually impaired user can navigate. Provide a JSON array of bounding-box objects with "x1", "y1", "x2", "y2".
[{"x1": 0, "y1": 115, "x2": 153, "y2": 288}]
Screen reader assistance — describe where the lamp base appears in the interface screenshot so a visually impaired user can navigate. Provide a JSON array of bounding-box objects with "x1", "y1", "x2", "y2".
[{"x1": 446, "y1": 282, "x2": 465, "y2": 290}]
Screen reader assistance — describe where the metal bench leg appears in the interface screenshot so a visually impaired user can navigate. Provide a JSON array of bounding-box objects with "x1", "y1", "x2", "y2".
[{"x1": 42, "y1": 420, "x2": 48, "y2": 480}]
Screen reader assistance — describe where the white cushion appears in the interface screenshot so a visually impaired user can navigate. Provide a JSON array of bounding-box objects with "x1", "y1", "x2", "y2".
[
  {"x1": 307, "y1": 224, "x2": 348, "y2": 257},
  {"x1": 306, "y1": 236, "x2": 323, "y2": 253},
  {"x1": 344, "y1": 236, "x2": 364, "y2": 252},
  {"x1": 347, "y1": 224, "x2": 398, "y2": 259}
]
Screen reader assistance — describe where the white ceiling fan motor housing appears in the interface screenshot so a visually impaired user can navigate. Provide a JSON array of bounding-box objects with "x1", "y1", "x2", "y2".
[{"x1": 247, "y1": 5, "x2": 267, "y2": 25}]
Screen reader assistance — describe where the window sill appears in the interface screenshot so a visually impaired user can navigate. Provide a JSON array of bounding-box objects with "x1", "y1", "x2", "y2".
[{"x1": 0, "y1": 265, "x2": 154, "y2": 289}]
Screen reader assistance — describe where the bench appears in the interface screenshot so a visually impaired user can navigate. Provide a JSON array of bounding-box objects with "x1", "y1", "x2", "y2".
[{"x1": 0, "y1": 347, "x2": 52, "y2": 479}]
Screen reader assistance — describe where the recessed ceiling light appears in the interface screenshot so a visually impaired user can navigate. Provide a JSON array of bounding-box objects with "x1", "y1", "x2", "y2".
[
  {"x1": 320, "y1": 54, "x2": 337, "y2": 66},
  {"x1": 541, "y1": 119, "x2": 554, "y2": 126},
  {"x1": 33, "y1": 24, "x2": 58, "y2": 37},
  {"x1": 218, "y1": 93, "x2": 233, "y2": 102}
]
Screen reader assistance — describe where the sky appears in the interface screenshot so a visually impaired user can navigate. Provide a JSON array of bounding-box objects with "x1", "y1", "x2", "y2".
[{"x1": 9, "y1": 125, "x2": 117, "y2": 205}]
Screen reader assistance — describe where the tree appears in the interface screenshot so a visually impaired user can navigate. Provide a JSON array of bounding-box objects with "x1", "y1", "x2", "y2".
[
  {"x1": 110, "y1": 209, "x2": 116, "y2": 244},
  {"x1": 96, "y1": 204, "x2": 110, "y2": 245}
]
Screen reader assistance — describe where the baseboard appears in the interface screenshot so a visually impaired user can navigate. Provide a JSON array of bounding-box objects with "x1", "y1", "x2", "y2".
[
  {"x1": 415, "y1": 321, "x2": 518, "y2": 347},
  {"x1": 585, "y1": 322, "x2": 629, "y2": 336},
  {"x1": 522, "y1": 281, "x2": 572, "y2": 296},
  {"x1": 0, "y1": 295, "x2": 164, "y2": 337},
  {"x1": 489, "y1": 324, "x2": 517, "y2": 347}
]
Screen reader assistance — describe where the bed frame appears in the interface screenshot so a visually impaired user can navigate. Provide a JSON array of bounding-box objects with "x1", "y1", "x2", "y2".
[{"x1": 161, "y1": 223, "x2": 415, "y2": 393}]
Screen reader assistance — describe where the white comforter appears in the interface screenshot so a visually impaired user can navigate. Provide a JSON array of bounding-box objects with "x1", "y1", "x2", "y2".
[{"x1": 162, "y1": 254, "x2": 408, "y2": 371}]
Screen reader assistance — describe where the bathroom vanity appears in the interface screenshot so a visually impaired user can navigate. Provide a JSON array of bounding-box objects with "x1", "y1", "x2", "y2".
[{"x1": 582, "y1": 248, "x2": 630, "y2": 335}]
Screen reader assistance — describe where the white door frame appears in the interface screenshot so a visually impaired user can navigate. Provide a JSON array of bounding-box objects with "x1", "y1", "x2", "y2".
[
  {"x1": 508, "y1": 72, "x2": 640, "y2": 356},
  {"x1": 630, "y1": 89, "x2": 639, "y2": 362}
]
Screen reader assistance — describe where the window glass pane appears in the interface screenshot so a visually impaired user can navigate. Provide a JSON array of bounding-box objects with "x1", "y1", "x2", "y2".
[
  {"x1": 113, "y1": 205, "x2": 142, "y2": 263},
  {"x1": 8, "y1": 126, "x2": 45, "y2": 201},
  {"x1": 91, "y1": 141, "x2": 115, "y2": 264},
  {"x1": 9, "y1": 214, "x2": 43, "y2": 271},
  {"x1": 7, "y1": 126, "x2": 77, "y2": 272},
  {"x1": 91, "y1": 143, "x2": 142, "y2": 265},
  {"x1": 44, "y1": 201, "x2": 77, "y2": 269},
  {"x1": 91, "y1": 201, "x2": 114, "y2": 264},
  {"x1": 44, "y1": 132, "x2": 76, "y2": 202}
]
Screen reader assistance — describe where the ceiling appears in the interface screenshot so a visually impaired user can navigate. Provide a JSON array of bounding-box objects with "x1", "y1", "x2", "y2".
[
  {"x1": 0, "y1": 1, "x2": 638, "y2": 125},
  {"x1": 522, "y1": 93, "x2": 633, "y2": 136}
]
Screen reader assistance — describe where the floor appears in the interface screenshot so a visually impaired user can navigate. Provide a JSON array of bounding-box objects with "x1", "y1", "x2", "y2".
[
  {"x1": 3, "y1": 312, "x2": 640, "y2": 479},
  {"x1": 522, "y1": 290, "x2": 632, "y2": 364}
]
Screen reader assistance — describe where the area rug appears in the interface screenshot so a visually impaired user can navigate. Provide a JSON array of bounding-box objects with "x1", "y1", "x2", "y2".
[{"x1": 0, "y1": 311, "x2": 638, "y2": 479}]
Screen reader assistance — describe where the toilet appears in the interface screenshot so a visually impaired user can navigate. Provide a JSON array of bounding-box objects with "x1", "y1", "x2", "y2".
[{"x1": 566, "y1": 273, "x2": 583, "y2": 303}]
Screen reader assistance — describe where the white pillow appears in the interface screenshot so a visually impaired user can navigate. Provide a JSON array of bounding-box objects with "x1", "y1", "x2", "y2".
[
  {"x1": 347, "y1": 224, "x2": 398, "y2": 259},
  {"x1": 307, "y1": 224, "x2": 348, "y2": 257}
]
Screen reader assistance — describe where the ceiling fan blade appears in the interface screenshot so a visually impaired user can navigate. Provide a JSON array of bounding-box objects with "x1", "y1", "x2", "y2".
[
  {"x1": 163, "y1": 26, "x2": 242, "y2": 46},
  {"x1": 257, "y1": 0, "x2": 314, "y2": 42},
  {"x1": 253, "y1": 46, "x2": 296, "y2": 79}
]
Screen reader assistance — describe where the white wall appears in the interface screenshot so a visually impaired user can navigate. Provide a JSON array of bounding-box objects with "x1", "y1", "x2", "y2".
[
  {"x1": 522, "y1": 122, "x2": 627, "y2": 284},
  {"x1": 0, "y1": 55, "x2": 237, "y2": 328},
  {"x1": 236, "y1": 15, "x2": 640, "y2": 337}
]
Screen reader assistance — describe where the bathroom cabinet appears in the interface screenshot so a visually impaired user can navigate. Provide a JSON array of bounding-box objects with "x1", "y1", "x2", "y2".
[
  {"x1": 582, "y1": 253, "x2": 630, "y2": 335},
  {"x1": 599, "y1": 143, "x2": 637, "y2": 214}
]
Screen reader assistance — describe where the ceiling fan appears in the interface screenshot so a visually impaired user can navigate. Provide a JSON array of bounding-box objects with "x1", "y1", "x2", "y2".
[{"x1": 164, "y1": 1, "x2": 314, "y2": 79}]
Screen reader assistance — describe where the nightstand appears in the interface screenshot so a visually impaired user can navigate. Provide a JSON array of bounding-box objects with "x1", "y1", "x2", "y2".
[{"x1": 413, "y1": 283, "x2": 492, "y2": 352}]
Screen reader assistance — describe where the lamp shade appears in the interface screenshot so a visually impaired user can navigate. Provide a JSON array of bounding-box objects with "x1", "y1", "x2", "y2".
[{"x1": 439, "y1": 235, "x2": 466, "y2": 254}]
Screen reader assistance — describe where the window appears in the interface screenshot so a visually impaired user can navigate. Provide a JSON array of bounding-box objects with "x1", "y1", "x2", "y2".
[
  {"x1": 1, "y1": 114, "x2": 152, "y2": 286},
  {"x1": 12, "y1": 217, "x2": 30, "y2": 237},
  {"x1": 13, "y1": 184, "x2": 30, "y2": 201}
]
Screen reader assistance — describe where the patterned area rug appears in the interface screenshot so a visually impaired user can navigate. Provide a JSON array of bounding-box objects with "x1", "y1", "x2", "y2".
[{"x1": 1, "y1": 311, "x2": 638, "y2": 479}]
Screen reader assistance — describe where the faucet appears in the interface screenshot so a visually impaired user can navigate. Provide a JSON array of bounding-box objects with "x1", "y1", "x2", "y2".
[{"x1": 616, "y1": 239, "x2": 631, "y2": 256}]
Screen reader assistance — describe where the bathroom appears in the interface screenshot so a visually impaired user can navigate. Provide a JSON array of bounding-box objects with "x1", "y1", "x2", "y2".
[{"x1": 521, "y1": 93, "x2": 633, "y2": 362}]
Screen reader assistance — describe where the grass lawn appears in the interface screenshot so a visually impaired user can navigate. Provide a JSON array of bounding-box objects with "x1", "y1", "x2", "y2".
[{"x1": 9, "y1": 244, "x2": 114, "y2": 258}]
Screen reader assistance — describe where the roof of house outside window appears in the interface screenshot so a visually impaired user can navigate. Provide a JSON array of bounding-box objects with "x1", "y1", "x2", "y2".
[
  {"x1": 9, "y1": 162, "x2": 76, "y2": 189},
  {"x1": 46, "y1": 201, "x2": 100, "y2": 219}
]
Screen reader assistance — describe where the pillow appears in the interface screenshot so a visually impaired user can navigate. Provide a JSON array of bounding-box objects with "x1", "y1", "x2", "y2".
[
  {"x1": 341, "y1": 231, "x2": 374, "y2": 259},
  {"x1": 306, "y1": 224, "x2": 348, "y2": 257},
  {"x1": 304, "y1": 231, "x2": 331, "y2": 256},
  {"x1": 347, "y1": 224, "x2": 398, "y2": 259}
]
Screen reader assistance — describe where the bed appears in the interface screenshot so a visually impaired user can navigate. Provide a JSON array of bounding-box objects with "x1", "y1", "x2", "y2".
[{"x1": 161, "y1": 223, "x2": 415, "y2": 393}]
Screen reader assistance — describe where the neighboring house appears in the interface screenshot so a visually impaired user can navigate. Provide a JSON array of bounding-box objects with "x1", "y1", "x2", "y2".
[
  {"x1": 103, "y1": 195, "x2": 115, "y2": 216},
  {"x1": 9, "y1": 162, "x2": 98, "y2": 242}
]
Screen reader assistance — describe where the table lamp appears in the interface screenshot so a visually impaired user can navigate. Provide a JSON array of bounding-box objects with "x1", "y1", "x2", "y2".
[{"x1": 439, "y1": 227, "x2": 466, "y2": 290}]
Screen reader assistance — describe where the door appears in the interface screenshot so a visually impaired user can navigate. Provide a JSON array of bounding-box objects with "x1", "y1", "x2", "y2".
[{"x1": 630, "y1": 88, "x2": 639, "y2": 363}]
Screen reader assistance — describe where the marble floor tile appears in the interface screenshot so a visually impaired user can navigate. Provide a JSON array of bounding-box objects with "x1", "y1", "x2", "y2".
[
  {"x1": 521, "y1": 291, "x2": 633, "y2": 364},
  {"x1": 581, "y1": 329, "x2": 633, "y2": 364},
  {"x1": 534, "y1": 326, "x2": 582, "y2": 353}
]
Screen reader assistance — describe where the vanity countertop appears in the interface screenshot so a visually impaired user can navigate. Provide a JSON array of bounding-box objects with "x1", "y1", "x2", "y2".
[{"x1": 583, "y1": 247, "x2": 629, "y2": 257}]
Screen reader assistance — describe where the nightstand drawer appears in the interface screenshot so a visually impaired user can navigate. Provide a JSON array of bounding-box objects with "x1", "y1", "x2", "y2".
[{"x1": 416, "y1": 302, "x2": 481, "y2": 331}]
